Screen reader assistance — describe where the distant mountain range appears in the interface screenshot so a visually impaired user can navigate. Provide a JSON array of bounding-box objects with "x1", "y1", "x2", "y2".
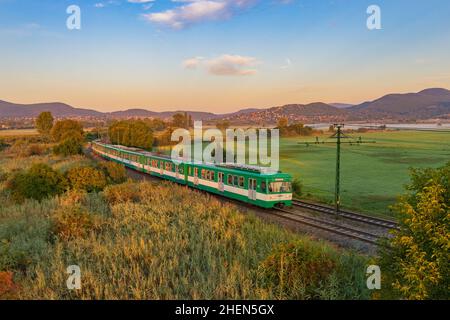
[
  {"x1": 1, "y1": 88, "x2": 450, "y2": 123},
  {"x1": 223, "y1": 88, "x2": 450, "y2": 123}
]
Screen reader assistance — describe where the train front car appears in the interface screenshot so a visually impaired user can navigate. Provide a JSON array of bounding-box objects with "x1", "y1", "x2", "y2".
[{"x1": 259, "y1": 173, "x2": 293, "y2": 208}]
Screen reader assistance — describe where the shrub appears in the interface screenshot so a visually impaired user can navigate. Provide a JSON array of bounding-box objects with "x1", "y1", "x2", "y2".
[
  {"x1": 258, "y1": 240, "x2": 336, "y2": 299},
  {"x1": 0, "y1": 271, "x2": 18, "y2": 299},
  {"x1": 5, "y1": 163, "x2": 67, "y2": 202},
  {"x1": 27, "y1": 144, "x2": 47, "y2": 156},
  {"x1": 53, "y1": 137, "x2": 83, "y2": 156},
  {"x1": 292, "y1": 178, "x2": 303, "y2": 196},
  {"x1": 258, "y1": 240, "x2": 370, "y2": 300},
  {"x1": 51, "y1": 205, "x2": 100, "y2": 241},
  {"x1": 100, "y1": 162, "x2": 128, "y2": 184},
  {"x1": 8, "y1": 139, "x2": 29, "y2": 157},
  {"x1": 66, "y1": 166, "x2": 107, "y2": 192},
  {"x1": 378, "y1": 162, "x2": 450, "y2": 299},
  {"x1": 102, "y1": 181, "x2": 141, "y2": 204},
  {"x1": 0, "y1": 169, "x2": 7, "y2": 183}
]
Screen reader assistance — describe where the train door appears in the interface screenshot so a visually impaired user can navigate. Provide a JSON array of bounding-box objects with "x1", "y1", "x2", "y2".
[
  {"x1": 218, "y1": 172, "x2": 224, "y2": 192},
  {"x1": 194, "y1": 168, "x2": 199, "y2": 185},
  {"x1": 175, "y1": 165, "x2": 179, "y2": 179},
  {"x1": 248, "y1": 178, "x2": 257, "y2": 200}
]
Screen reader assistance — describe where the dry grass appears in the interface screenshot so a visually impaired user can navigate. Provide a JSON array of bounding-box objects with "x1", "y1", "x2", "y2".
[{"x1": 0, "y1": 139, "x2": 370, "y2": 300}]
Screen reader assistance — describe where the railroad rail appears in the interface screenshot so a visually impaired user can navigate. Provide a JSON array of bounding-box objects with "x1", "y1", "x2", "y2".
[
  {"x1": 292, "y1": 199, "x2": 399, "y2": 230},
  {"x1": 272, "y1": 207, "x2": 382, "y2": 245},
  {"x1": 88, "y1": 149, "x2": 390, "y2": 247}
]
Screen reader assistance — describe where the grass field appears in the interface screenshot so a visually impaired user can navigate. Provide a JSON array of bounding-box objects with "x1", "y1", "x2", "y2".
[{"x1": 281, "y1": 130, "x2": 450, "y2": 217}]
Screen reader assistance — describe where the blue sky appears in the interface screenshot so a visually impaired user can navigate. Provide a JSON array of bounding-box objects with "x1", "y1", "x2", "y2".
[{"x1": 0, "y1": 0, "x2": 449, "y2": 112}]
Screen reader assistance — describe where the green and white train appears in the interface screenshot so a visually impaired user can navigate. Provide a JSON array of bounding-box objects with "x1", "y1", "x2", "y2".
[{"x1": 92, "y1": 141, "x2": 292, "y2": 208}]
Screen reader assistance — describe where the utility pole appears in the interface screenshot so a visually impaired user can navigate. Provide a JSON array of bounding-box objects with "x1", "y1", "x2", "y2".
[
  {"x1": 334, "y1": 124, "x2": 343, "y2": 215},
  {"x1": 298, "y1": 124, "x2": 375, "y2": 216}
]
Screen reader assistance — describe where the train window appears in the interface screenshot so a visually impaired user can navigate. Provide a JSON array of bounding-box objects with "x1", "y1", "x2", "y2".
[
  {"x1": 227, "y1": 175, "x2": 232, "y2": 185},
  {"x1": 201, "y1": 170, "x2": 205, "y2": 179},
  {"x1": 233, "y1": 176, "x2": 238, "y2": 186},
  {"x1": 179, "y1": 166, "x2": 184, "y2": 174},
  {"x1": 261, "y1": 181, "x2": 267, "y2": 192},
  {"x1": 268, "y1": 182, "x2": 292, "y2": 193},
  {"x1": 210, "y1": 171, "x2": 215, "y2": 181},
  {"x1": 238, "y1": 177, "x2": 244, "y2": 188}
]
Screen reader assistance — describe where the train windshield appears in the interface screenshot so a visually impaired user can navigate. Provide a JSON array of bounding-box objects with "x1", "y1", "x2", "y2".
[{"x1": 268, "y1": 181, "x2": 291, "y2": 193}]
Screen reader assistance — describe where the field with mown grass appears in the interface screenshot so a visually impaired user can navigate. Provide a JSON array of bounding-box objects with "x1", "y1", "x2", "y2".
[{"x1": 0, "y1": 138, "x2": 371, "y2": 300}]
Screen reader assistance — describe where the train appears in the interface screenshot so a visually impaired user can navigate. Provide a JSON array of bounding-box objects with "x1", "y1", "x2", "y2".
[{"x1": 91, "y1": 140, "x2": 293, "y2": 208}]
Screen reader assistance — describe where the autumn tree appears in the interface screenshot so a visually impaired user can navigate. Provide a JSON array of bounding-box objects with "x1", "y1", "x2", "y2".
[
  {"x1": 379, "y1": 162, "x2": 450, "y2": 299},
  {"x1": 277, "y1": 117, "x2": 289, "y2": 129},
  {"x1": 216, "y1": 120, "x2": 230, "y2": 131},
  {"x1": 51, "y1": 119, "x2": 84, "y2": 142},
  {"x1": 109, "y1": 120, "x2": 153, "y2": 150},
  {"x1": 53, "y1": 137, "x2": 83, "y2": 156},
  {"x1": 6, "y1": 163, "x2": 67, "y2": 202},
  {"x1": 171, "y1": 112, "x2": 192, "y2": 129},
  {"x1": 36, "y1": 112, "x2": 54, "y2": 135}
]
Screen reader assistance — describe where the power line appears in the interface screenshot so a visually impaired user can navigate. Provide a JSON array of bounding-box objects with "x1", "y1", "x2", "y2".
[{"x1": 298, "y1": 124, "x2": 376, "y2": 215}]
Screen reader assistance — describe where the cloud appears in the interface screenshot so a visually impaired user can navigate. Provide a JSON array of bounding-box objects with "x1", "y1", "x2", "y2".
[
  {"x1": 143, "y1": 0, "x2": 256, "y2": 29},
  {"x1": 94, "y1": 0, "x2": 120, "y2": 8},
  {"x1": 183, "y1": 57, "x2": 204, "y2": 69},
  {"x1": 183, "y1": 54, "x2": 260, "y2": 76}
]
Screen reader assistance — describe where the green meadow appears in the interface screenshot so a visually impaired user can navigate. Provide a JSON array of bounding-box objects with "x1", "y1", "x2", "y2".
[{"x1": 280, "y1": 130, "x2": 450, "y2": 217}]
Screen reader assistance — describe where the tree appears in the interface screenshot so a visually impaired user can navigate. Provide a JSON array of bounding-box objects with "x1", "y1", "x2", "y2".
[
  {"x1": 277, "y1": 117, "x2": 289, "y2": 128},
  {"x1": 171, "y1": 113, "x2": 191, "y2": 129},
  {"x1": 379, "y1": 162, "x2": 450, "y2": 299},
  {"x1": 51, "y1": 119, "x2": 84, "y2": 142},
  {"x1": 6, "y1": 163, "x2": 67, "y2": 201},
  {"x1": 216, "y1": 120, "x2": 230, "y2": 131},
  {"x1": 99, "y1": 162, "x2": 127, "y2": 184},
  {"x1": 53, "y1": 136, "x2": 83, "y2": 156},
  {"x1": 36, "y1": 112, "x2": 54, "y2": 135},
  {"x1": 108, "y1": 120, "x2": 153, "y2": 150}
]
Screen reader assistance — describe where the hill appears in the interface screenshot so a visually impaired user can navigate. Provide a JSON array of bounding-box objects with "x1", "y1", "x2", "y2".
[
  {"x1": 0, "y1": 100, "x2": 102, "y2": 118},
  {"x1": 349, "y1": 88, "x2": 450, "y2": 120},
  {"x1": 1, "y1": 88, "x2": 450, "y2": 122},
  {"x1": 223, "y1": 103, "x2": 348, "y2": 124}
]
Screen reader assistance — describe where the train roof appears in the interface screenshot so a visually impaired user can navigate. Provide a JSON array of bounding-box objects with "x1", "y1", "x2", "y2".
[{"x1": 94, "y1": 141, "x2": 290, "y2": 178}]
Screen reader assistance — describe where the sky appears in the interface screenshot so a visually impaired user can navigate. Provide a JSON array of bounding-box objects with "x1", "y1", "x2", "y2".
[{"x1": 0, "y1": 0, "x2": 450, "y2": 113}]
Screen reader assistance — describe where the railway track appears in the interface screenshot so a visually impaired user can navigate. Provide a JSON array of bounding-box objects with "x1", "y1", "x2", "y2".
[
  {"x1": 272, "y1": 207, "x2": 382, "y2": 246},
  {"x1": 292, "y1": 199, "x2": 399, "y2": 230},
  {"x1": 88, "y1": 149, "x2": 389, "y2": 247}
]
